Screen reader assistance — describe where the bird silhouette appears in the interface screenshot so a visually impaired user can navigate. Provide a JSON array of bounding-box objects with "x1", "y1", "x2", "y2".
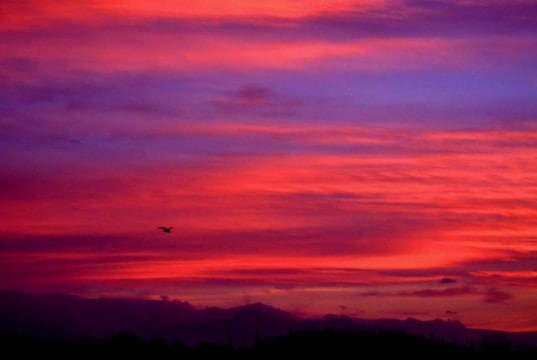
[{"x1": 157, "y1": 226, "x2": 173, "y2": 233}]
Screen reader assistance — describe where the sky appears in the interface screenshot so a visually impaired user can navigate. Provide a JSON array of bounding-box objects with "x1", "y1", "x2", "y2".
[{"x1": 1, "y1": 0, "x2": 537, "y2": 332}]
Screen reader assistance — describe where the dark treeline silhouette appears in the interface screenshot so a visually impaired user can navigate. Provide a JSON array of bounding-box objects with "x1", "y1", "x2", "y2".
[
  {"x1": 3, "y1": 289, "x2": 537, "y2": 349},
  {"x1": 1, "y1": 328, "x2": 536, "y2": 360}
]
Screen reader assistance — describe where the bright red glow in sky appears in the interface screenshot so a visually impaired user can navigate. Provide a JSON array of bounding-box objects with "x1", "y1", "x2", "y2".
[{"x1": 1, "y1": 0, "x2": 537, "y2": 332}]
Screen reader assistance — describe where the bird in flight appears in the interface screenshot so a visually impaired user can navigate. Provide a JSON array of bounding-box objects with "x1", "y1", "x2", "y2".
[{"x1": 157, "y1": 226, "x2": 173, "y2": 233}]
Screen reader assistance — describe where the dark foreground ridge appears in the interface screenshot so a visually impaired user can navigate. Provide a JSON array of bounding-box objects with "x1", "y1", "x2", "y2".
[
  {"x1": 1, "y1": 327, "x2": 536, "y2": 359},
  {"x1": 1, "y1": 288, "x2": 537, "y2": 358}
]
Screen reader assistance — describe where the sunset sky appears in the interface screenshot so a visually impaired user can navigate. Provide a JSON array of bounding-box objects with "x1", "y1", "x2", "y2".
[{"x1": 1, "y1": 0, "x2": 537, "y2": 332}]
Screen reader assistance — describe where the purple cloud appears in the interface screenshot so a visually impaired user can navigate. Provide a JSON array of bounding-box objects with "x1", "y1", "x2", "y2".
[
  {"x1": 396, "y1": 286, "x2": 475, "y2": 298},
  {"x1": 483, "y1": 288, "x2": 514, "y2": 303}
]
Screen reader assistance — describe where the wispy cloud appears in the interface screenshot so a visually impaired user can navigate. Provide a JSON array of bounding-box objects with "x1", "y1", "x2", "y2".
[{"x1": 1, "y1": 0, "x2": 536, "y2": 333}]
